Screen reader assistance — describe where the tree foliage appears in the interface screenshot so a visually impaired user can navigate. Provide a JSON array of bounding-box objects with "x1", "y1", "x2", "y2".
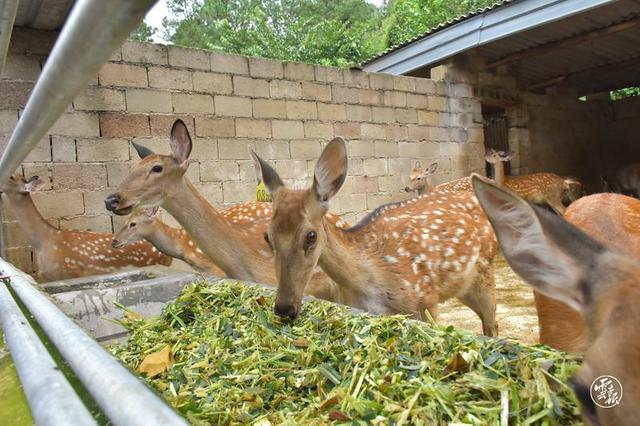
[
  {"x1": 130, "y1": 21, "x2": 157, "y2": 42},
  {"x1": 160, "y1": 0, "x2": 501, "y2": 66},
  {"x1": 381, "y1": 0, "x2": 498, "y2": 48},
  {"x1": 610, "y1": 87, "x2": 640, "y2": 101},
  {"x1": 164, "y1": 0, "x2": 386, "y2": 67}
]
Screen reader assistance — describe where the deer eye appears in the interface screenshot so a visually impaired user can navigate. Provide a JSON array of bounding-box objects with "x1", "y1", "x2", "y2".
[
  {"x1": 264, "y1": 232, "x2": 273, "y2": 250},
  {"x1": 129, "y1": 222, "x2": 136, "y2": 228},
  {"x1": 416, "y1": 177, "x2": 421, "y2": 180},
  {"x1": 151, "y1": 165, "x2": 163, "y2": 173},
  {"x1": 304, "y1": 230, "x2": 317, "y2": 251}
]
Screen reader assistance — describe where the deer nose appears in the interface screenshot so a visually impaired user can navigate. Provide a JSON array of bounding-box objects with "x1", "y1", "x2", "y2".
[
  {"x1": 404, "y1": 186, "x2": 411, "y2": 192},
  {"x1": 104, "y1": 194, "x2": 120, "y2": 212},
  {"x1": 111, "y1": 239, "x2": 120, "y2": 248},
  {"x1": 274, "y1": 302, "x2": 298, "y2": 320}
]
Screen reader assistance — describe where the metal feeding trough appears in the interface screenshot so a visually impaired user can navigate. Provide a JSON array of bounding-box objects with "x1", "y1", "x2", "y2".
[
  {"x1": 0, "y1": 257, "x2": 196, "y2": 425},
  {"x1": 42, "y1": 266, "x2": 214, "y2": 343}
]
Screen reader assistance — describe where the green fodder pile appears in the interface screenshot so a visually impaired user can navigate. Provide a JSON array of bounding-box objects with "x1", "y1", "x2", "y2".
[{"x1": 111, "y1": 281, "x2": 583, "y2": 425}]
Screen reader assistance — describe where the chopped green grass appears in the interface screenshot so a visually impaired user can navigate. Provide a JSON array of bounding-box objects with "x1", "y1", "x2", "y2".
[{"x1": 111, "y1": 280, "x2": 583, "y2": 425}]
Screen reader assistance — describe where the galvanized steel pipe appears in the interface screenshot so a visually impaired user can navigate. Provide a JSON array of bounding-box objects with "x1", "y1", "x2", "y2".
[
  {"x1": 0, "y1": 258, "x2": 188, "y2": 426},
  {"x1": 0, "y1": 0, "x2": 18, "y2": 74},
  {"x1": 0, "y1": 0, "x2": 158, "y2": 186},
  {"x1": 0, "y1": 283, "x2": 97, "y2": 426}
]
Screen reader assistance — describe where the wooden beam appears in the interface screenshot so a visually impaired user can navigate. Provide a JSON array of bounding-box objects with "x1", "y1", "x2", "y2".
[
  {"x1": 486, "y1": 16, "x2": 640, "y2": 69},
  {"x1": 527, "y1": 55, "x2": 640, "y2": 92}
]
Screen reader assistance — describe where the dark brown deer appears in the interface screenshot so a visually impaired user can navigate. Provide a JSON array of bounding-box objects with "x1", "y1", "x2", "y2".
[{"x1": 473, "y1": 174, "x2": 640, "y2": 426}]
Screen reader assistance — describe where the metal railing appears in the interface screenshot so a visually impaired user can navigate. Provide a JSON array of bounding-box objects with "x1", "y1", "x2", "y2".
[{"x1": 0, "y1": 258, "x2": 188, "y2": 426}]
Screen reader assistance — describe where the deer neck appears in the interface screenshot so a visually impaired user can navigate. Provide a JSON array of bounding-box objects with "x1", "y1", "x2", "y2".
[
  {"x1": 143, "y1": 220, "x2": 188, "y2": 261},
  {"x1": 317, "y1": 219, "x2": 394, "y2": 311},
  {"x1": 493, "y1": 161, "x2": 506, "y2": 185},
  {"x1": 161, "y1": 178, "x2": 267, "y2": 281},
  {"x1": 5, "y1": 193, "x2": 55, "y2": 248}
]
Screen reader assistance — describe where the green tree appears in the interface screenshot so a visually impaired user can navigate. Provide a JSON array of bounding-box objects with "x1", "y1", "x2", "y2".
[
  {"x1": 129, "y1": 21, "x2": 157, "y2": 42},
  {"x1": 163, "y1": 0, "x2": 385, "y2": 67},
  {"x1": 381, "y1": 0, "x2": 497, "y2": 48}
]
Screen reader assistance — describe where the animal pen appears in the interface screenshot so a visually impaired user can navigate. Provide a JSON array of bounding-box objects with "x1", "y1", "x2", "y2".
[{"x1": 0, "y1": 0, "x2": 638, "y2": 424}]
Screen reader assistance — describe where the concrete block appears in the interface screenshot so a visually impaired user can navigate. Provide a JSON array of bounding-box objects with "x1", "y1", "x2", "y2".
[
  {"x1": 126, "y1": 89, "x2": 172, "y2": 113},
  {"x1": 99, "y1": 63, "x2": 148, "y2": 88},
  {"x1": 51, "y1": 136, "x2": 76, "y2": 162},
  {"x1": 249, "y1": 57, "x2": 284, "y2": 79},
  {"x1": 286, "y1": 100, "x2": 317, "y2": 120},
  {"x1": 168, "y1": 45, "x2": 210, "y2": 70},
  {"x1": 172, "y1": 93, "x2": 214, "y2": 114},
  {"x1": 74, "y1": 87, "x2": 126, "y2": 111},
  {"x1": 210, "y1": 52, "x2": 249, "y2": 75},
  {"x1": 290, "y1": 139, "x2": 321, "y2": 159},
  {"x1": 233, "y1": 76, "x2": 270, "y2": 97},
  {"x1": 193, "y1": 72, "x2": 233, "y2": 94},
  {"x1": 304, "y1": 121, "x2": 334, "y2": 139},
  {"x1": 77, "y1": 138, "x2": 130, "y2": 162},
  {"x1": 148, "y1": 67, "x2": 192, "y2": 90},
  {"x1": 302, "y1": 82, "x2": 331, "y2": 101},
  {"x1": 359, "y1": 89, "x2": 382, "y2": 105},
  {"x1": 315, "y1": 67, "x2": 343, "y2": 84},
  {"x1": 317, "y1": 103, "x2": 346, "y2": 121},
  {"x1": 270, "y1": 80, "x2": 302, "y2": 99},
  {"x1": 284, "y1": 62, "x2": 315, "y2": 81},
  {"x1": 334, "y1": 122, "x2": 360, "y2": 139},
  {"x1": 122, "y1": 41, "x2": 168, "y2": 65},
  {"x1": 50, "y1": 113, "x2": 100, "y2": 137},
  {"x1": 236, "y1": 118, "x2": 271, "y2": 138},
  {"x1": 272, "y1": 120, "x2": 304, "y2": 139},
  {"x1": 252, "y1": 99, "x2": 286, "y2": 119},
  {"x1": 346, "y1": 105, "x2": 372, "y2": 122},
  {"x1": 214, "y1": 96, "x2": 252, "y2": 117},
  {"x1": 195, "y1": 116, "x2": 235, "y2": 137},
  {"x1": 200, "y1": 160, "x2": 238, "y2": 182},
  {"x1": 383, "y1": 91, "x2": 407, "y2": 108}
]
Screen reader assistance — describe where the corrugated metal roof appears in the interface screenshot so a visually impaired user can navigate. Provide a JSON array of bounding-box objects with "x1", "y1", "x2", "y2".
[
  {"x1": 15, "y1": 0, "x2": 74, "y2": 30},
  {"x1": 363, "y1": 0, "x2": 516, "y2": 66}
]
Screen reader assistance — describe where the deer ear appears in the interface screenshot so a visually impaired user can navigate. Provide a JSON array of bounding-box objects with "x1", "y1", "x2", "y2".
[
  {"x1": 472, "y1": 174, "x2": 606, "y2": 314},
  {"x1": 144, "y1": 206, "x2": 160, "y2": 218},
  {"x1": 427, "y1": 162, "x2": 438, "y2": 174},
  {"x1": 313, "y1": 137, "x2": 348, "y2": 205},
  {"x1": 24, "y1": 176, "x2": 45, "y2": 192},
  {"x1": 170, "y1": 119, "x2": 193, "y2": 165},
  {"x1": 132, "y1": 141, "x2": 154, "y2": 159},
  {"x1": 250, "y1": 149, "x2": 283, "y2": 196}
]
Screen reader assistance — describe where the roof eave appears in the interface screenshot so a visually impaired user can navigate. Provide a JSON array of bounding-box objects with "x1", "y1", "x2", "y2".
[{"x1": 362, "y1": 0, "x2": 617, "y2": 75}]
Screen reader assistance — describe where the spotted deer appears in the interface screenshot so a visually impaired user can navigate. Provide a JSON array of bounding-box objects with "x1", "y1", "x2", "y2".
[
  {"x1": 1, "y1": 175, "x2": 171, "y2": 282},
  {"x1": 404, "y1": 161, "x2": 438, "y2": 194},
  {"x1": 485, "y1": 149, "x2": 565, "y2": 214},
  {"x1": 104, "y1": 119, "x2": 347, "y2": 302},
  {"x1": 112, "y1": 207, "x2": 224, "y2": 276},
  {"x1": 473, "y1": 174, "x2": 640, "y2": 425},
  {"x1": 253, "y1": 137, "x2": 498, "y2": 336}
]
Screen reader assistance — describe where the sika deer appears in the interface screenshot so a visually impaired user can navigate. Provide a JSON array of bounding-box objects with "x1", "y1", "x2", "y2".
[
  {"x1": 485, "y1": 149, "x2": 565, "y2": 214},
  {"x1": 404, "y1": 161, "x2": 438, "y2": 194},
  {"x1": 253, "y1": 137, "x2": 498, "y2": 336},
  {"x1": 534, "y1": 192, "x2": 640, "y2": 353},
  {"x1": 104, "y1": 119, "x2": 347, "y2": 302},
  {"x1": 2, "y1": 175, "x2": 171, "y2": 282},
  {"x1": 473, "y1": 175, "x2": 640, "y2": 426},
  {"x1": 112, "y1": 207, "x2": 224, "y2": 276}
]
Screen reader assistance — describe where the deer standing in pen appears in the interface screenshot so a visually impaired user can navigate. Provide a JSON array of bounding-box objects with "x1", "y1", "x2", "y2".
[
  {"x1": 404, "y1": 161, "x2": 438, "y2": 195},
  {"x1": 252, "y1": 137, "x2": 499, "y2": 336},
  {"x1": 104, "y1": 119, "x2": 348, "y2": 303},
  {"x1": 112, "y1": 207, "x2": 224, "y2": 276},
  {"x1": 1, "y1": 175, "x2": 171, "y2": 282},
  {"x1": 484, "y1": 149, "x2": 566, "y2": 214},
  {"x1": 473, "y1": 174, "x2": 640, "y2": 426}
]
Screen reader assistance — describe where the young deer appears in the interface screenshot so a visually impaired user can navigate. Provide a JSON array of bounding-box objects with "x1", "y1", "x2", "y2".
[
  {"x1": 112, "y1": 207, "x2": 224, "y2": 276},
  {"x1": 253, "y1": 137, "x2": 498, "y2": 336},
  {"x1": 404, "y1": 161, "x2": 438, "y2": 194},
  {"x1": 473, "y1": 174, "x2": 640, "y2": 425},
  {"x1": 104, "y1": 119, "x2": 347, "y2": 302},
  {"x1": 2, "y1": 175, "x2": 171, "y2": 282},
  {"x1": 562, "y1": 176, "x2": 585, "y2": 206},
  {"x1": 484, "y1": 149, "x2": 565, "y2": 214}
]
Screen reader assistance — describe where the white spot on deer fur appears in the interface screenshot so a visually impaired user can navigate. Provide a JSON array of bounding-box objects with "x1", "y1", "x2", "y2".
[
  {"x1": 444, "y1": 247, "x2": 455, "y2": 257},
  {"x1": 411, "y1": 262, "x2": 419, "y2": 275},
  {"x1": 455, "y1": 228, "x2": 465, "y2": 236},
  {"x1": 64, "y1": 257, "x2": 71, "y2": 263},
  {"x1": 402, "y1": 280, "x2": 411, "y2": 287},
  {"x1": 384, "y1": 255, "x2": 398, "y2": 264},
  {"x1": 430, "y1": 224, "x2": 438, "y2": 230},
  {"x1": 196, "y1": 248, "x2": 203, "y2": 254}
]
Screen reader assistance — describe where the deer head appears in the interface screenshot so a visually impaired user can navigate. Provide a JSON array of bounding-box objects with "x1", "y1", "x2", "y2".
[
  {"x1": 1, "y1": 175, "x2": 45, "y2": 196},
  {"x1": 112, "y1": 207, "x2": 159, "y2": 248},
  {"x1": 404, "y1": 161, "x2": 437, "y2": 193},
  {"x1": 472, "y1": 174, "x2": 640, "y2": 426},
  {"x1": 484, "y1": 149, "x2": 512, "y2": 164},
  {"x1": 105, "y1": 119, "x2": 193, "y2": 215},
  {"x1": 251, "y1": 137, "x2": 347, "y2": 319}
]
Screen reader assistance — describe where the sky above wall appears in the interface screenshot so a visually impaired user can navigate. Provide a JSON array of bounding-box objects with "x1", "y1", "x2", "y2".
[{"x1": 144, "y1": 0, "x2": 385, "y2": 43}]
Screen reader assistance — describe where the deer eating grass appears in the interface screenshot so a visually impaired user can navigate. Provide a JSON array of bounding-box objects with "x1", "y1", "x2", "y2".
[
  {"x1": 104, "y1": 119, "x2": 348, "y2": 303},
  {"x1": 485, "y1": 149, "x2": 565, "y2": 214},
  {"x1": 112, "y1": 207, "x2": 224, "y2": 276},
  {"x1": 404, "y1": 161, "x2": 438, "y2": 195},
  {"x1": 253, "y1": 137, "x2": 499, "y2": 336},
  {"x1": 473, "y1": 174, "x2": 640, "y2": 426},
  {"x1": 2, "y1": 175, "x2": 171, "y2": 282}
]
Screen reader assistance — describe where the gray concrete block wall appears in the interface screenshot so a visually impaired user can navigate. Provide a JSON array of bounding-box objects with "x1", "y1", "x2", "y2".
[{"x1": 0, "y1": 29, "x2": 484, "y2": 274}]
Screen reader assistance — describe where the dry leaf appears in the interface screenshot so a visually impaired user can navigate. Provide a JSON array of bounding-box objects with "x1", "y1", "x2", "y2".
[
  {"x1": 319, "y1": 394, "x2": 341, "y2": 410},
  {"x1": 292, "y1": 338, "x2": 310, "y2": 348},
  {"x1": 137, "y1": 345, "x2": 173, "y2": 378},
  {"x1": 329, "y1": 410, "x2": 351, "y2": 421},
  {"x1": 445, "y1": 352, "x2": 469, "y2": 373}
]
